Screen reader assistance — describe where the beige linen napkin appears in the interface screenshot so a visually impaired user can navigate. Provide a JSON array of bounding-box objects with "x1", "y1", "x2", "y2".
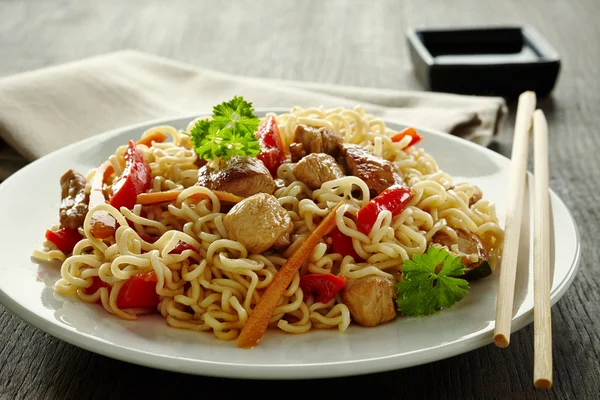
[{"x1": 0, "y1": 50, "x2": 507, "y2": 180}]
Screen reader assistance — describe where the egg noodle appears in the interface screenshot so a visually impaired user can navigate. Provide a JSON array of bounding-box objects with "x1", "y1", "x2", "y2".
[{"x1": 32, "y1": 106, "x2": 504, "y2": 341}]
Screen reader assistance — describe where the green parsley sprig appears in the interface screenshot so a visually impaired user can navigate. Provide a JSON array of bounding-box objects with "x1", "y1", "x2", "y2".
[
  {"x1": 396, "y1": 246, "x2": 470, "y2": 317},
  {"x1": 190, "y1": 96, "x2": 261, "y2": 160}
]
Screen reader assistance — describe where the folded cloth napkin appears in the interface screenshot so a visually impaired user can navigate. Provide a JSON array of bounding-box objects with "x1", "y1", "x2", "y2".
[{"x1": 0, "y1": 50, "x2": 507, "y2": 181}]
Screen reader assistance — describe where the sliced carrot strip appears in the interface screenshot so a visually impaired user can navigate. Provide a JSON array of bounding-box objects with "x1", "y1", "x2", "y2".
[
  {"x1": 390, "y1": 127, "x2": 422, "y2": 147},
  {"x1": 89, "y1": 161, "x2": 117, "y2": 239},
  {"x1": 135, "y1": 190, "x2": 181, "y2": 205},
  {"x1": 237, "y1": 202, "x2": 343, "y2": 349},
  {"x1": 137, "y1": 131, "x2": 168, "y2": 147},
  {"x1": 104, "y1": 165, "x2": 114, "y2": 180},
  {"x1": 136, "y1": 190, "x2": 243, "y2": 206}
]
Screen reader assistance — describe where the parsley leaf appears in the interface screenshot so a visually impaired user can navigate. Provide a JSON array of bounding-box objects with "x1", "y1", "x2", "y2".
[
  {"x1": 395, "y1": 246, "x2": 470, "y2": 317},
  {"x1": 189, "y1": 96, "x2": 261, "y2": 161}
]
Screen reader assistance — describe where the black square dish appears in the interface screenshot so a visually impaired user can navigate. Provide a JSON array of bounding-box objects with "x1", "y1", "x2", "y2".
[{"x1": 406, "y1": 26, "x2": 561, "y2": 98}]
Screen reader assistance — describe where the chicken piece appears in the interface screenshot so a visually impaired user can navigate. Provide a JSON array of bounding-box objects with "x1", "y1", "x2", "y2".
[
  {"x1": 194, "y1": 158, "x2": 208, "y2": 168},
  {"x1": 431, "y1": 229, "x2": 489, "y2": 271},
  {"x1": 223, "y1": 193, "x2": 293, "y2": 254},
  {"x1": 293, "y1": 124, "x2": 343, "y2": 158},
  {"x1": 197, "y1": 156, "x2": 276, "y2": 198},
  {"x1": 339, "y1": 144, "x2": 403, "y2": 197},
  {"x1": 59, "y1": 169, "x2": 89, "y2": 230},
  {"x1": 341, "y1": 275, "x2": 397, "y2": 327},
  {"x1": 274, "y1": 178, "x2": 287, "y2": 191},
  {"x1": 293, "y1": 124, "x2": 404, "y2": 196},
  {"x1": 292, "y1": 153, "x2": 345, "y2": 190},
  {"x1": 289, "y1": 142, "x2": 305, "y2": 162},
  {"x1": 469, "y1": 185, "x2": 482, "y2": 206},
  {"x1": 448, "y1": 184, "x2": 482, "y2": 207}
]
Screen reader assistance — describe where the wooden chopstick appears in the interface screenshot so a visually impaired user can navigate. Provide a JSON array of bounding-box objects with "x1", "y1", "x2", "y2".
[
  {"x1": 493, "y1": 91, "x2": 537, "y2": 348},
  {"x1": 532, "y1": 109, "x2": 552, "y2": 389}
]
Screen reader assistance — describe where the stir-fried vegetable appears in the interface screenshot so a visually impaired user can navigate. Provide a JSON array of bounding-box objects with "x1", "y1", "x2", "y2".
[
  {"x1": 329, "y1": 227, "x2": 362, "y2": 260},
  {"x1": 255, "y1": 116, "x2": 286, "y2": 176},
  {"x1": 237, "y1": 202, "x2": 342, "y2": 349},
  {"x1": 102, "y1": 132, "x2": 169, "y2": 178},
  {"x1": 168, "y1": 241, "x2": 200, "y2": 255},
  {"x1": 356, "y1": 184, "x2": 413, "y2": 235},
  {"x1": 299, "y1": 273, "x2": 346, "y2": 303},
  {"x1": 89, "y1": 140, "x2": 151, "y2": 238},
  {"x1": 84, "y1": 271, "x2": 159, "y2": 309},
  {"x1": 116, "y1": 271, "x2": 160, "y2": 309},
  {"x1": 136, "y1": 131, "x2": 168, "y2": 147},
  {"x1": 391, "y1": 127, "x2": 423, "y2": 147},
  {"x1": 395, "y1": 246, "x2": 470, "y2": 317},
  {"x1": 45, "y1": 227, "x2": 82, "y2": 253},
  {"x1": 109, "y1": 140, "x2": 152, "y2": 210},
  {"x1": 463, "y1": 260, "x2": 492, "y2": 281}
]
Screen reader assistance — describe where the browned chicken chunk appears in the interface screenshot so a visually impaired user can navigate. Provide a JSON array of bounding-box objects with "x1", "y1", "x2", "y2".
[
  {"x1": 223, "y1": 193, "x2": 293, "y2": 254},
  {"x1": 293, "y1": 124, "x2": 343, "y2": 158},
  {"x1": 292, "y1": 123, "x2": 405, "y2": 197},
  {"x1": 289, "y1": 142, "x2": 305, "y2": 163},
  {"x1": 469, "y1": 185, "x2": 482, "y2": 206},
  {"x1": 431, "y1": 229, "x2": 489, "y2": 271},
  {"x1": 448, "y1": 184, "x2": 482, "y2": 207},
  {"x1": 339, "y1": 144, "x2": 403, "y2": 196},
  {"x1": 59, "y1": 169, "x2": 89, "y2": 230},
  {"x1": 197, "y1": 156, "x2": 276, "y2": 198},
  {"x1": 292, "y1": 153, "x2": 345, "y2": 190},
  {"x1": 341, "y1": 275, "x2": 397, "y2": 327}
]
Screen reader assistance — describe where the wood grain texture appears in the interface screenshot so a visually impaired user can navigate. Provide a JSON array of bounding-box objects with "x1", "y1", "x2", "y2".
[
  {"x1": 1, "y1": 0, "x2": 599, "y2": 398},
  {"x1": 532, "y1": 110, "x2": 552, "y2": 389},
  {"x1": 494, "y1": 91, "x2": 536, "y2": 348}
]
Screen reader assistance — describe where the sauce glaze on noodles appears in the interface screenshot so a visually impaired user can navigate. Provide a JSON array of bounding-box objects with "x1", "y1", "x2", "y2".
[{"x1": 32, "y1": 106, "x2": 503, "y2": 341}]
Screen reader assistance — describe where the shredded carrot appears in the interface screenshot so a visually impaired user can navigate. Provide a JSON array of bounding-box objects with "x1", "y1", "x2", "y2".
[
  {"x1": 136, "y1": 190, "x2": 243, "y2": 206},
  {"x1": 104, "y1": 165, "x2": 114, "y2": 179},
  {"x1": 136, "y1": 131, "x2": 168, "y2": 147},
  {"x1": 237, "y1": 202, "x2": 343, "y2": 349},
  {"x1": 89, "y1": 161, "x2": 117, "y2": 239},
  {"x1": 136, "y1": 190, "x2": 181, "y2": 205}
]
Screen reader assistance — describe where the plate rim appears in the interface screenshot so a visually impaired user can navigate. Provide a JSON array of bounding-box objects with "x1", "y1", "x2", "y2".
[{"x1": 0, "y1": 110, "x2": 581, "y2": 380}]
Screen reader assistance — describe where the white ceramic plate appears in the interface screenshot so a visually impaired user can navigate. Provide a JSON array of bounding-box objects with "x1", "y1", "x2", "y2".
[{"x1": 0, "y1": 111, "x2": 580, "y2": 380}]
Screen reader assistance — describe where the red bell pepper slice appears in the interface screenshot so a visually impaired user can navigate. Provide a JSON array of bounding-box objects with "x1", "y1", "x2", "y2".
[
  {"x1": 255, "y1": 116, "x2": 286, "y2": 177},
  {"x1": 83, "y1": 276, "x2": 110, "y2": 295},
  {"x1": 45, "y1": 228, "x2": 83, "y2": 253},
  {"x1": 125, "y1": 218, "x2": 158, "y2": 244},
  {"x1": 117, "y1": 271, "x2": 160, "y2": 309},
  {"x1": 84, "y1": 271, "x2": 159, "y2": 309},
  {"x1": 329, "y1": 227, "x2": 362, "y2": 260},
  {"x1": 168, "y1": 241, "x2": 200, "y2": 254},
  {"x1": 299, "y1": 273, "x2": 346, "y2": 303},
  {"x1": 356, "y1": 184, "x2": 413, "y2": 235},
  {"x1": 109, "y1": 140, "x2": 152, "y2": 210},
  {"x1": 137, "y1": 231, "x2": 159, "y2": 244},
  {"x1": 391, "y1": 127, "x2": 423, "y2": 147}
]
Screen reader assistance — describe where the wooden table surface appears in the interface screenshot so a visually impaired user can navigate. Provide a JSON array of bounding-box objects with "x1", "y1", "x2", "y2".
[{"x1": 1, "y1": 0, "x2": 598, "y2": 399}]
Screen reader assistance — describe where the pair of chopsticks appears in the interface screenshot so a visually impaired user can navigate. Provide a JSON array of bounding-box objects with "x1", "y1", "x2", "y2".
[{"x1": 493, "y1": 91, "x2": 553, "y2": 389}]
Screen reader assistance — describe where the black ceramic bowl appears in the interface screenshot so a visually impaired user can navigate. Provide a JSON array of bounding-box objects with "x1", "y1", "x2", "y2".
[{"x1": 406, "y1": 26, "x2": 561, "y2": 98}]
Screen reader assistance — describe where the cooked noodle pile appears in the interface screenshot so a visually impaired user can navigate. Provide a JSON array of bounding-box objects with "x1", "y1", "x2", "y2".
[{"x1": 33, "y1": 106, "x2": 503, "y2": 341}]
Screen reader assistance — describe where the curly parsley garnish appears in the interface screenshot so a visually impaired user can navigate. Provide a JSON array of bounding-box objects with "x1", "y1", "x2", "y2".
[
  {"x1": 190, "y1": 96, "x2": 261, "y2": 160},
  {"x1": 396, "y1": 246, "x2": 470, "y2": 317}
]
